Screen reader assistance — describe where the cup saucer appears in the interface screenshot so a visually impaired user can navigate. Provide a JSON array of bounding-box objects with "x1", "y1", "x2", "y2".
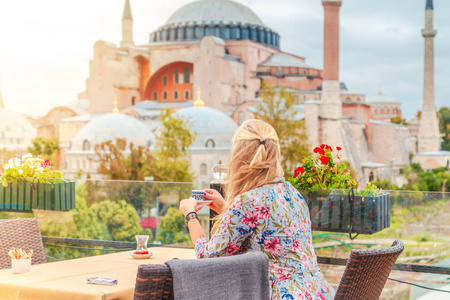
[{"x1": 130, "y1": 251, "x2": 153, "y2": 259}]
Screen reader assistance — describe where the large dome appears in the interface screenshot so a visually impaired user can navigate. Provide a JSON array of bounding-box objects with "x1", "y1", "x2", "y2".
[
  {"x1": 174, "y1": 106, "x2": 237, "y2": 149},
  {"x1": 149, "y1": 0, "x2": 280, "y2": 49},
  {"x1": 166, "y1": 0, "x2": 264, "y2": 26},
  {"x1": 0, "y1": 109, "x2": 36, "y2": 151},
  {"x1": 70, "y1": 113, "x2": 152, "y2": 152}
]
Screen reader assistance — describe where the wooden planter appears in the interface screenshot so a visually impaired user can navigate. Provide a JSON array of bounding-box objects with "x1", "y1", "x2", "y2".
[
  {"x1": 0, "y1": 181, "x2": 76, "y2": 213},
  {"x1": 303, "y1": 192, "x2": 390, "y2": 235}
]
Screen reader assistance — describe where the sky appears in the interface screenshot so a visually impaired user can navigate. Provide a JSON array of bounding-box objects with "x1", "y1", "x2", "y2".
[{"x1": 0, "y1": 0, "x2": 448, "y2": 120}]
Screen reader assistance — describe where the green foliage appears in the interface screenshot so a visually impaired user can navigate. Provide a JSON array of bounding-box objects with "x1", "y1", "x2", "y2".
[
  {"x1": 27, "y1": 136, "x2": 60, "y2": 166},
  {"x1": 40, "y1": 184, "x2": 151, "y2": 260},
  {"x1": 254, "y1": 83, "x2": 310, "y2": 175},
  {"x1": 390, "y1": 115, "x2": 409, "y2": 125},
  {"x1": 156, "y1": 207, "x2": 190, "y2": 245},
  {"x1": 438, "y1": 106, "x2": 450, "y2": 151},
  {"x1": 288, "y1": 144, "x2": 358, "y2": 192},
  {"x1": 371, "y1": 179, "x2": 398, "y2": 191},
  {"x1": 91, "y1": 199, "x2": 152, "y2": 241},
  {"x1": 411, "y1": 163, "x2": 423, "y2": 172}
]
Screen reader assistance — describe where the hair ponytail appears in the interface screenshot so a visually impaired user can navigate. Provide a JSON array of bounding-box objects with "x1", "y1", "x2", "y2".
[{"x1": 211, "y1": 119, "x2": 283, "y2": 233}]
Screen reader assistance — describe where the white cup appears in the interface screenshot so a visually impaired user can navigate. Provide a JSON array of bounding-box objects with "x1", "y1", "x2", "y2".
[{"x1": 11, "y1": 259, "x2": 31, "y2": 274}]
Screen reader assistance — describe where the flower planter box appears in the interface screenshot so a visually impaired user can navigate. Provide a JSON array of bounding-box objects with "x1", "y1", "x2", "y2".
[
  {"x1": 0, "y1": 181, "x2": 76, "y2": 212},
  {"x1": 303, "y1": 192, "x2": 390, "y2": 235}
]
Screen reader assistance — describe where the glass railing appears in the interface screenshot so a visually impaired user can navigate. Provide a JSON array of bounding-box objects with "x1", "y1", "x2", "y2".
[{"x1": 1, "y1": 179, "x2": 449, "y2": 299}]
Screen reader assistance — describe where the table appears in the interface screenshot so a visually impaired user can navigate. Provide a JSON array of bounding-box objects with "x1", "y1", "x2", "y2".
[{"x1": 0, "y1": 247, "x2": 196, "y2": 300}]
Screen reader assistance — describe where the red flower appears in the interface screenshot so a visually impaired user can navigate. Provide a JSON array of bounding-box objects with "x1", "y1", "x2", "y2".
[
  {"x1": 325, "y1": 145, "x2": 333, "y2": 151},
  {"x1": 320, "y1": 155, "x2": 329, "y2": 165},
  {"x1": 314, "y1": 147, "x2": 325, "y2": 155},
  {"x1": 336, "y1": 146, "x2": 342, "y2": 151},
  {"x1": 41, "y1": 160, "x2": 50, "y2": 167},
  {"x1": 294, "y1": 166, "x2": 305, "y2": 178}
]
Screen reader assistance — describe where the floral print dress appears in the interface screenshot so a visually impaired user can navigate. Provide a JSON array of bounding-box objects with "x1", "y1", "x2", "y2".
[{"x1": 195, "y1": 179, "x2": 335, "y2": 300}]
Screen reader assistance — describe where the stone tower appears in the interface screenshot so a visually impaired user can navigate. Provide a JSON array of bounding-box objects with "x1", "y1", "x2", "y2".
[
  {"x1": 120, "y1": 0, "x2": 134, "y2": 47},
  {"x1": 418, "y1": 0, "x2": 441, "y2": 152}
]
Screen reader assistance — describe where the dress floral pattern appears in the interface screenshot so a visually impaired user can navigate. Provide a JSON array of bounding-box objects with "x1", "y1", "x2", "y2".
[{"x1": 195, "y1": 179, "x2": 335, "y2": 300}]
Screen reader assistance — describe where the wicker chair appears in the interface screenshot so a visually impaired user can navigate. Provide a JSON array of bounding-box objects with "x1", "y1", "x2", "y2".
[
  {"x1": 334, "y1": 239, "x2": 404, "y2": 300},
  {"x1": 134, "y1": 240, "x2": 404, "y2": 300},
  {"x1": 0, "y1": 218, "x2": 47, "y2": 270}
]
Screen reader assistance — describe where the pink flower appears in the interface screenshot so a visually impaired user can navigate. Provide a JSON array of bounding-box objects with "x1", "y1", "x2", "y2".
[
  {"x1": 283, "y1": 226, "x2": 295, "y2": 237},
  {"x1": 229, "y1": 200, "x2": 242, "y2": 210},
  {"x1": 255, "y1": 205, "x2": 271, "y2": 219},
  {"x1": 241, "y1": 211, "x2": 258, "y2": 228},
  {"x1": 263, "y1": 237, "x2": 284, "y2": 256},
  {"x1": 226, "y1": 242, "x2": 239, "y2": 255},
  {"x1": 222, "y1": 214, "x2": 232, "y2": 226},
  {"x1": 315, "y1": 290, "x2": 326, "y2": 300},
  {"x1": 305, "y1": 282, "x2": 313, "y2": 290},
  {"x1": 277, "y1": 273, "x2": 292, "y2": 282},
  {"x1": 321, "y1": 284, "x2": 328, "y2": 293},
  {"x1": 196, "y1": 247, "x2": 205, "y2": 258},
  {"x1": 304, "y1": 290, "x2": 313, "y2": 300},
  {"x1": 295, "y1": 290, "x2": 305, "y2": 299},
  {"x1": 41, "y1": 159, "x2": 50, "y2": 167},
  {"x1": 307, "y1": 235, "x2": 313, "y2": 249},
  {"x1": 302, "y1": 254, "x2": 313, "y2": 270},
  {"x1": 290, "y1": 239, "x2": 303, "y2": 252}
]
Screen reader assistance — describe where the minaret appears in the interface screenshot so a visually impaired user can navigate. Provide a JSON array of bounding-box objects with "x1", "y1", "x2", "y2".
[
  {"x1": 418, "y1": 0, "x2": 441, "y2": 152},
  {"x1": 120, "y1": 0, "x2": 134, "y2": 47},
  {"x1": 321, "y1": 0, "x2": 342, "y2": 119}
]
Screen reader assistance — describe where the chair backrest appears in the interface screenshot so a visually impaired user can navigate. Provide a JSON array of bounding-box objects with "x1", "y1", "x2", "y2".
[
  {"x1": 134, "y1": 264, "x2": 174, "y2": 300},
  {"x1": 334, "y1": 239, "x2": 404, "y2": 300},
  {"x1": 0, "y1": 218, "x2": 47, "y2": 270}
]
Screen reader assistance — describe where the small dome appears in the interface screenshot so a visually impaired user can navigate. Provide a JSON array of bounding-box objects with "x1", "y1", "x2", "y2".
[
  {"x1": 70, "y1": 113, "x2": 152, "y2": 151},
  {"x1": 367, "y1": 88, "x2": 399, "y2": 103},
  {"x1": 166, "y1": 0, "x2": 264, "y2": 26},
  {"x1": 174, "y1": 106, "x2": 237, "y2": 149},
  {"x1": 0, "y1": 109, "x2": 36, "y2": 150}
]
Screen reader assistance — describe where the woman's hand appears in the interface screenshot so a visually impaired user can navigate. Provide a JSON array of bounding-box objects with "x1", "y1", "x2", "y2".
[
  {"x1": 179, "y1": 198, "x2": 203, "y2": 216},
  {"x1": 204, "y1": 189, "x2": 226, "y2": 214}
]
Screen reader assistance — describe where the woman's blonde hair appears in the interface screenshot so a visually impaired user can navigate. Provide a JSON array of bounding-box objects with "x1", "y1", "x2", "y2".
[{"x1": 211, "y1": 119, "x2": 283, "y2": 233}]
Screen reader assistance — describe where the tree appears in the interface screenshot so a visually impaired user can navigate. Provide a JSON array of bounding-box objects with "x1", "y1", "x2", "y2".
[
  {"x1": 253, "y1": 83, "x2": 310, "y2": 176},
  {"x1": 145, "y1": 108, "x2": 197, "y2": 182},
  {"x1": 156, "y1": 207, "x2": 190, "y2": 245},
  {"x1": 27, "y1": 136, "x2": 60, "y2": 166},
  {"x1": 438, "y1": 107, "x2": 450, "y2": 151},
  {"x1": 390, "y1": 116, "x2": 409, "y2": 126}
]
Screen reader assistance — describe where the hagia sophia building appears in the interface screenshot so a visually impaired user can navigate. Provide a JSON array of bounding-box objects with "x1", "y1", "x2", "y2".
[{"x1": 2, "y1": 0, "x2": 447, "y2": 187}]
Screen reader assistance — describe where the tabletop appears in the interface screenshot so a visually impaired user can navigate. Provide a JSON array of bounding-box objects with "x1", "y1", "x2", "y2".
[{"x1": 0, "y1": 246, "x2": 196, "y2": 300}]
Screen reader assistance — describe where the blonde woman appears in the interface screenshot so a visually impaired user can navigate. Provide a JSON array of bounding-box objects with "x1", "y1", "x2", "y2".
[{"x1": 179, "y1": 119, "x2": 335, "y2": 300}]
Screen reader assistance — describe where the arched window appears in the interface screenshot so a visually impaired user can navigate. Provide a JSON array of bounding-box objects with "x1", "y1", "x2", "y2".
[
  {"x1": 374, "y1": 109, "x2": 378, "y2": 116},
  {"x1": 200, "y1": 163, "x2": 207, "y2": 176},
  {"x1": 82, "y1": 160, "x2": 86, "y2": 169},
  {"x1": 184, "y1": 66, "x2": 190, "y2": 83},
  {"x1": 380, "y1": 109, "x2": 385, "y2": 115},
  {"x1": 174, "y1": 90, "x2": 179, "y2": 100},
  {"x1": 184, "y1": 90, "x2": 190, "y2": 100},
  {"x1": 345, "y1": 97, "x2": 351, "y2": 103},
  {"x1": 387, "y1": 109, "x2": 391, "y2": 115},
  {"x1": 60, "y1": 111, "x2": 66, "y2": 119},
  {"x1": 356, "y1": 98, "x2": 361, "y2": 104},
  {"x1": 83, "y1": 140, "x2": 90, "y2": 151},
  {"x1": 174, "y1": 71, "x2": 179, "y2": 84},
  {"x1": 152, "y1": 92, "x2": 157, "y2": 100},
  {"x1": 131, "y1": 96, "x2": 136, "y2": 105},
  {"x1": 162, "y1": 75, "x2": 168, "y2": 86},
  {"x1": 205, "y1": 139, "x2": 215, "y2": 148},
  {"x1": 163, "y1": 91, "x2": 168, "y2": 100},
  {"x1": 49, "y1": 116, "x2": 55, "y2": 125}
]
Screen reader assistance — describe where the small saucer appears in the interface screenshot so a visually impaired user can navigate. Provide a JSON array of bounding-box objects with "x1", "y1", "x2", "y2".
[{"x1": 130, "y1": 251, "x2": 153, "y2": 259}]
